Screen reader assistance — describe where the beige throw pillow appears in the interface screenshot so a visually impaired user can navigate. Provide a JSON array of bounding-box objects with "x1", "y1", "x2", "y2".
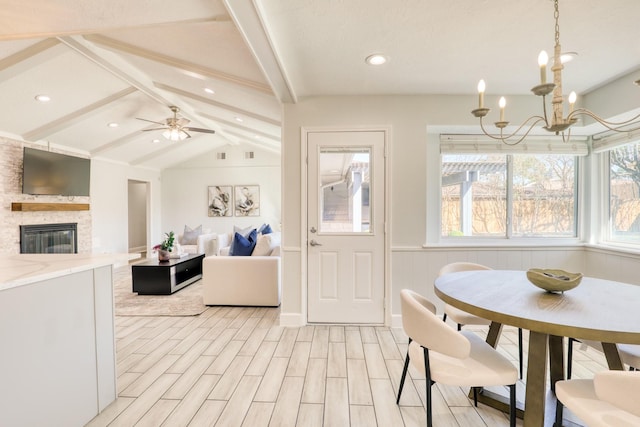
[
  {"x1": 252, "y1": 231, "x2": 281, "y2": 256},
  {"x1": 181, "y1": 224, "x2": 202, "y2": 245}
]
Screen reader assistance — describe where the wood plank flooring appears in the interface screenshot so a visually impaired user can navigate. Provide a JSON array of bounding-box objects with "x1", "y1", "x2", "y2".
[{"x1": 87, "y1": 298, "x2": 612, "y2": 426}]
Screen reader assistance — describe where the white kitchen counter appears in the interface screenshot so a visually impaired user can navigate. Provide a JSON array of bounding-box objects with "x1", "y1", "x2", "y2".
[
  {"x1": 0, "y1": 252, "x2": 137, "y2": 427},
  {"x1": 0, "y1": 252, "x2": 138, "y2": 291}
]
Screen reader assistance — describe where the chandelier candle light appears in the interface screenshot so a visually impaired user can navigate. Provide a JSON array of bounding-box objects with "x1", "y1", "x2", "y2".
[{"x1": 471, "y1": 0, "x2": 640, "y2": 145}]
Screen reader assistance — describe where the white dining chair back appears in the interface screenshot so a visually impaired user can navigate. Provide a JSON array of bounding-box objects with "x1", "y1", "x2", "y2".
[
  {"x1": 438, "y1": 262, "x2": 525, "y2": 379},
  {"x1": 555, "y1": 370, "x2": 640, "y2": 426},
  {"x1": 400, "y1": 289, "x2": 471, "y2": 359},
  {"x1": 438, "y1": 261, "x2": 492, "y2": 276},
  {"x1": 397, "y1": 289, "x2": 518, "y2": 427}
]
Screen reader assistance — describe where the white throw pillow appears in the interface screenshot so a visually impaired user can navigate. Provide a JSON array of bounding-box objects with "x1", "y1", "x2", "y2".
[{"x1": 252, "y1": 231, "x2": 281, "y2": 256}]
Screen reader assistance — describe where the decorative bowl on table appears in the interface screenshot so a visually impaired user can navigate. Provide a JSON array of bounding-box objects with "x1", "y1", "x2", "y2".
[{"x1": 526, "y1": 268, "x2": 583, "y2": 293}]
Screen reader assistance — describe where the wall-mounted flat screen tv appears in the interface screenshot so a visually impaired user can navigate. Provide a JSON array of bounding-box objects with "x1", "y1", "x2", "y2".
[{"x1": 22, "y1": 147, "x2": 91, "y2": 197}]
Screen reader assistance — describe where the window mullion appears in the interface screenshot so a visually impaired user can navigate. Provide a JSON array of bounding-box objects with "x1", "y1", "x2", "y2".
[{"x1": 506, "y1": 155, "x2": 513, "y2": 239}]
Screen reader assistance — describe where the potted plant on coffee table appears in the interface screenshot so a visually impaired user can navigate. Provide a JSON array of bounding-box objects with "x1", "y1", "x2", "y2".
[{"x1": 153, "y1": 231, "x2": 175, "y2": 261}]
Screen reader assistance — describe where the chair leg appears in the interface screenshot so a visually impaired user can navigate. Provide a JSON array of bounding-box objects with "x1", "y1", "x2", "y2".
[
  {"x1": 424, "y1": 347, "x2": 432, "y2": 427},
  {"x1": 472, "y1": 387, "x2": 478, "y2": 407},
  {"x1": 555, "y1": 399, "x2": 564, "y2": 427},
  {"x1": 567, "y1": 337, "x2": 575, "y2": 379},
  {"x1": 396, "y1": 338, "x2": 412, "y2": 404},
  {"x1": 457, "y1": 323, "x2": 462, "y2": 331},
  {"x1": 442, "y1": 313, "x2": 447, "y2": 322},
  {"x1": 509, "y1": 384, "x2": 516, "y2": 427},
  {"x1": 518, "y1": 328, "x2": 524, "y2": 379}
]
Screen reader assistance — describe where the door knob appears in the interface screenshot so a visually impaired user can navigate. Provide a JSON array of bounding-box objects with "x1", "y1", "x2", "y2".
[{"x1": 309, "y1": 239, "x2": 322, "y2": 246}]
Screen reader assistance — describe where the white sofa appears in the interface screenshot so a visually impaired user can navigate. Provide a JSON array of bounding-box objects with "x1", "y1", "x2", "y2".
[
  {"x1": 202, "y1": 255, "x2": 281, "y2": 306},
  {"x1": 202, "y1": 229, "x2": 281, "y2": 306}
]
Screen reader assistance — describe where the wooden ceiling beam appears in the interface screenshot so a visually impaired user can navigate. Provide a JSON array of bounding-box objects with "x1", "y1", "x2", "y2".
[
  {"x1": 23, "y1": 87, "x2": 137, "y2": 141},
  {"x1": 84, "y1": 34, "x2": 273, "y2": 96}
]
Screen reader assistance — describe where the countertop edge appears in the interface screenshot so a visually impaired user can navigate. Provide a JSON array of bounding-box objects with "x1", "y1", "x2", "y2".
[{"x1": 0, "y1": 253, "x2": 140, "y2": 291}]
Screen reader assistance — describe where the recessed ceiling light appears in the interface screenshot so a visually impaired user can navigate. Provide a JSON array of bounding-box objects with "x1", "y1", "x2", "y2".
[
  {"x1": 235, "y1": 117, "x2": 243, "y2": 122},
  {"x1": 204, "y1": 87, "x2": 215, "y2": 94},
  {"x1": 152, "y1": 139, "x2": 160, "y2": 144},
  {"x1": 107, "y1": 122, "x2": 119, "y2": 128},
  {"x1": 365, "y1": 54, "x2": 388, "y2": 65},
  {"x1": 35, "y1": 94, "x2": 51, "y2": 102}
]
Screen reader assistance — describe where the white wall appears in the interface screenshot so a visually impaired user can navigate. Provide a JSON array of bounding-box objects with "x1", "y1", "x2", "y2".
[
  {"x1": 161, "y1": 144, "x2": 281, "y2": 242},
  {"x1": 91, "y1": 159, "x2": 161, "y2": 255},
  {"x1": 281, "y1": 93, "x2": 640, "y2": 326}
]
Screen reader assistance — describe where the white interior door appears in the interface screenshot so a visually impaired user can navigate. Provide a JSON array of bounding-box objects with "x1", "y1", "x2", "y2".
[{"x1": 307, "y1": 130, "x2": 386, "y2": 324}]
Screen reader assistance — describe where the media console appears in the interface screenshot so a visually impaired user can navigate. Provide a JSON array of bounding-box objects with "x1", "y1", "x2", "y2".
[{"x1": 132, "y1": 253, "x2": 205, "y2": 295}]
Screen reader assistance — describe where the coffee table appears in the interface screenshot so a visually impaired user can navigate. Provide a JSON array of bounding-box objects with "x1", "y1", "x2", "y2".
[{"x1": 132, "y1": 253, "x2": 205, "y2": 295}]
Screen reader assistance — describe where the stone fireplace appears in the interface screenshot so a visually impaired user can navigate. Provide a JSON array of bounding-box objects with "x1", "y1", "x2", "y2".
[{"x1": 20, "y1": 223, "x2": 78, "y2": 254}]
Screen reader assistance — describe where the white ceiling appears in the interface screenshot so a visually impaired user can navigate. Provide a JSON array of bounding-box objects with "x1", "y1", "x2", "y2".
[{"x1": 1, "y1": 0, "x2": 639, "y2": 170}]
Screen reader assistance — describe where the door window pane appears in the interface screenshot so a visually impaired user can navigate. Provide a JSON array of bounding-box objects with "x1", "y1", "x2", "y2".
[
  {"x1": 319, "y1": 148, "x2": 371, "y2": 233},
  {"x1": 609, "y1": 142, "x2": 640, "y2": 243}
]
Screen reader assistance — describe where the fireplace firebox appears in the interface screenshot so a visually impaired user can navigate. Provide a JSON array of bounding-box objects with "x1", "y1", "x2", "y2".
[{"x1": 20, "y1": 223, "x2": 78, "y2": 254}]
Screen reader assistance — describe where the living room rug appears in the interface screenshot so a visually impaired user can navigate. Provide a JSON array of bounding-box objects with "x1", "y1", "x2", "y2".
[{"x1": 113, "y1": 265, "x2": 207, "y2": 316}]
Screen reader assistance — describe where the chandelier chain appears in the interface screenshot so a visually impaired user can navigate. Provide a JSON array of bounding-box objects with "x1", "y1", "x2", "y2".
[{"x1": 554, "y1": 0, "x2": 560, "y2": 46}]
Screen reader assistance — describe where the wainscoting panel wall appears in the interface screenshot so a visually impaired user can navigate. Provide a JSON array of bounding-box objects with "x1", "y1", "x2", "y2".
[{"x1": 388, "y1": 246, "x2": 640, "y2": 326}]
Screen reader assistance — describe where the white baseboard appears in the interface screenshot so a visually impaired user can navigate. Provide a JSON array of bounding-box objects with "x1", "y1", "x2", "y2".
[
  {"x1": 391, "y1": 314, "x2": 403, "y2": 328},
  {"x1": 279, "y1": 312, "x2": 305, "y2": 327}
]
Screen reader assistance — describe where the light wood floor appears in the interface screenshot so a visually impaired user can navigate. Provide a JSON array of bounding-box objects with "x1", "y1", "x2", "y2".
[{"x1": 87, "y1": 305, "x2": 611, "y2": 426}]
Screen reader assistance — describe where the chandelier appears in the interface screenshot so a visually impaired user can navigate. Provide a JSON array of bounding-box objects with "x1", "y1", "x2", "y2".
[{"x1": 471, "y1": 0, "x2": 640, "y2": 145}]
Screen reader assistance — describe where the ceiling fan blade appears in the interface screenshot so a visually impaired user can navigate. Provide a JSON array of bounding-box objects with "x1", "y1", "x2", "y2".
[
  {"x1": 136, "y1": 117, "x2": 166, "y2": 126},
  {"x1": 141, "y1": 127, "x2": 168, "y2": 131},
  {"x1": 184, "y1": 127, "x2": 216, "y2": 134}
]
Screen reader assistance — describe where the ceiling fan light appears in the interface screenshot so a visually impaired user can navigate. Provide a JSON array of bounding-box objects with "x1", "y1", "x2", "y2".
[{"x1": 163, "y1": 128, "x2": 187, "y2": 141}]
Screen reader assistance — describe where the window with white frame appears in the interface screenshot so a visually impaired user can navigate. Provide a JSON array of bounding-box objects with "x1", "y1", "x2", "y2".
[
  {"x1": 606, "y1": 140, "x2": 640, "y2": 244},
  {"x1": 439, "y1": 137, "x2": 586, "y2": 239},
  {"x1": 592, "y1": 134, "x2": 640, "y2": 247}
]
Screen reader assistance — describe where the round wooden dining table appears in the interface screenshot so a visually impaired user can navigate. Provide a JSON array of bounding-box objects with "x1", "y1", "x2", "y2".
[{"x1": 434, "y1": 269, "x2": 640, "y2": 427}]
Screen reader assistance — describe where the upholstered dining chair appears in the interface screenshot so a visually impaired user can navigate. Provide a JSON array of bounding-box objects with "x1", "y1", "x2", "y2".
[
  {"x1": 397, "y1": 289, "x2": 518, "y2": 427},
  {"x1": 439, "y1": 262, "x2": 524, "y2": 379},
  {"x1": 567, "y1": 338, "x2": 640, "y2": 379},
  {"x1": 555, "y1": 370, "x2": 640, "y2": 426}
]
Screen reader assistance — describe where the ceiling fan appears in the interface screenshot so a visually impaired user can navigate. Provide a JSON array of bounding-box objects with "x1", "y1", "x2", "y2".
[{"x1": 136, "y1": 106, "x2": 216, "y2": 141}]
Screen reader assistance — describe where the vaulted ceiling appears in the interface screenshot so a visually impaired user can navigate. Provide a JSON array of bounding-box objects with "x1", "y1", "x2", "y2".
[{"x1": 1, "y1": 0, "x2": 639, "y2": 170}]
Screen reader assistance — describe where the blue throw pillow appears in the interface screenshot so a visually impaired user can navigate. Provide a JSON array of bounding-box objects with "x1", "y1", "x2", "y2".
[
  {"x1": 230, "y1": 229, "x2": 257, "y2": 256},
  {"x1": 229, "y1": 225, "x2": 254, "y2": 254},
  {"x1": 258, "y1": 223, "x2": 273, "y2": 234}
]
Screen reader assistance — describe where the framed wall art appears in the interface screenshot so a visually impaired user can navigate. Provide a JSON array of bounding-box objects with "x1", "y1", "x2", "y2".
[
  {"x1": 208, "y1": 185, "x2": 232, "y2": 217},
  {"x1": 234, "y1": 185, "x2": 260, "y2": 216}
]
